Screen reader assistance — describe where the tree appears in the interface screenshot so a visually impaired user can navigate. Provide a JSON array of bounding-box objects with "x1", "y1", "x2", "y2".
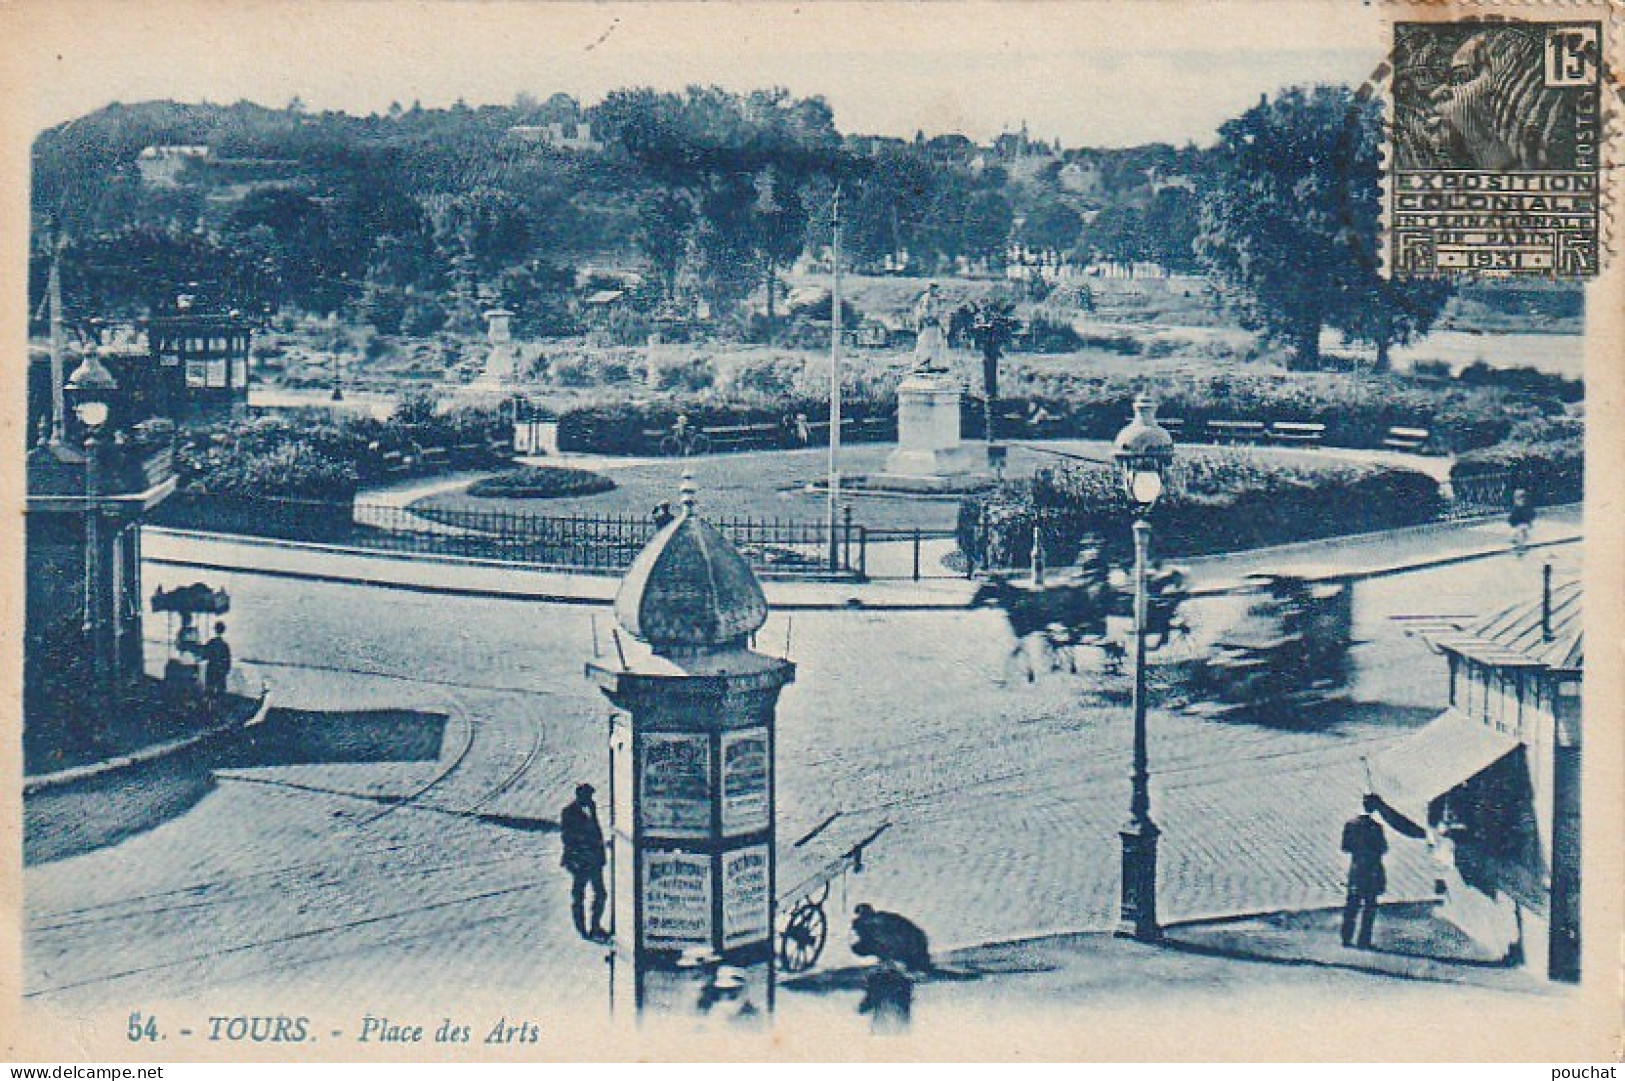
[
  {"x1": 1141, "y1": 186, "x2": 1201, "y2": 272},
  {"x1": 1075, "y1": 205, "x2": 1146, "y2": 267},
  {"x1": 1197, "y1": 86, "x2": 1449, "y2": 369},
  {"x1": 1019, "y1": 198, "x2": 1082, "y2": 252},
  {"x1": 1330, "y1": 95, "x2": 1453, "y2": 369},
  {"x1": 956, "y1": 298, "x2": 1019, "y2": 444},
  {"x1": 636, "y1": 190, "x2": 696, "y2": 299}
]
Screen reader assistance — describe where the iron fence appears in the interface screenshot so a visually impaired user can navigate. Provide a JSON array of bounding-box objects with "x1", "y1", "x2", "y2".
[
  {"x1": 1442, "y1": 470, "x2": 1513, "y2": 521},
  {"x1": 160, "y1": 492, "x2": 867, "y2": 580}
]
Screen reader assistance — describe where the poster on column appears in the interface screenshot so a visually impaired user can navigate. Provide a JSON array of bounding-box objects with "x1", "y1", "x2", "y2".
[
  {"x1": 641, "y1": 732, "x2": 710, "y2": 837},
  {"x1": 642, "y1": 849, "x2": 712, "y2": 948},
  {"x1": 720, "y1": 729, "x2": 769, "y2": 835},
  {"x1": 721, "y1": 845, "x2": 770, "y2": 949}
]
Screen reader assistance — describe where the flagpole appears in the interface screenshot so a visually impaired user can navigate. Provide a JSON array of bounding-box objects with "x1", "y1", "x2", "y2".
[
  {"x1": 48, "y1": 231, "x2": 67, "y2": 446},
  {"x1": 826, "y1": 187, "x2": 843, "y2": 572}
]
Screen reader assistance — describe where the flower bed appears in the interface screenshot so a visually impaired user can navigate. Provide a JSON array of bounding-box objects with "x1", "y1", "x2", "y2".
[
  {"x1": 466, "y1": 465, "x2": 616, "y2": 500},
  {"x1": 959, "y1": 451, "x2": 1445, "y2": 569}
]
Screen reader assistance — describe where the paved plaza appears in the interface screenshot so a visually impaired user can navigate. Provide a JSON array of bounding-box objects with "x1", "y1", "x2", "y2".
[{"x1": 24, "y1": 527, "x2": 1580, "y2": 1020}]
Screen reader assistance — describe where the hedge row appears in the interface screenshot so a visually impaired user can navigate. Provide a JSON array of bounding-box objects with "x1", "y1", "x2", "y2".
[
  {"x1": 1450, "y1": 416, "x2": 1583, "y2": 505},
  {"x1": 990, "y1": 370, "x2": 1561, "y2": 454},
  {"x1": 958, "y1": 454, "x2": 1446, "y2": 569},
  {"x1": 554, "y1": 370, "x2": 1565, "y2": 457},
  {"x1": 174, "y1": 403, "x2": 512, "y2": 500},
  {"x1": 556, "y1": 395, "x2": 897, "y2": 455},
  {"x1": 155, "y1": 491, "x2": 356, "y2": 543}
]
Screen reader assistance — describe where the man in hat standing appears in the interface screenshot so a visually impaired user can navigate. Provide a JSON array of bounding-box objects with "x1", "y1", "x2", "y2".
[
  {"x1": 1340, "y1": 793, "x2": 1388, "y2": 949},
  {"x1": 197, "y1": 621, "x2": 232, "y2": 715},
  {"x1": 560, "y1": 782, "x2": 608, "y2": 942}
]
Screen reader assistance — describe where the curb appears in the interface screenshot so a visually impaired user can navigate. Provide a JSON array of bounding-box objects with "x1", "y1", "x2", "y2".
[
  {"x1": 145, "y1": 512, "x2": 1581, "y2": 610},
  {"x1": 144, "y1": 541, "x2": 974, "y2": 611},
  {"x1": 22, "y1": 687, "x2": 271, "y2": 795}
]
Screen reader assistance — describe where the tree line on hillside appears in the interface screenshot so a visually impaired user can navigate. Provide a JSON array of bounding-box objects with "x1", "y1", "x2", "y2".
[{"x1": 31, "y1": 85, "x2": 1489, "y2": 365}]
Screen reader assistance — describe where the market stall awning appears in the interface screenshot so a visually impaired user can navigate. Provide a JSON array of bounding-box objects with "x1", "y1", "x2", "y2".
[{"x1": 1368, "y1": 710, "x2": 1521, "y2": 829}]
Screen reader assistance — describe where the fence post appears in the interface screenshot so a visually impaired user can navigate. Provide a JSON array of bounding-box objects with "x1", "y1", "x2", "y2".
[
  {"x1": 842, "y1": 504, "x2": 853, "y2": 574},
  {"x1": 858, "y1": 526, "x2": 868, "y2": 582},
  {"x1": 913, "y1": 527, "x2": 922, "y2": 582}
]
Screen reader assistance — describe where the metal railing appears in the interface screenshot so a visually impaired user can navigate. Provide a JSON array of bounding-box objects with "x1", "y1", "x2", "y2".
[{"x1": 159, "y1": 492, "x2": 868, "y2": 581}]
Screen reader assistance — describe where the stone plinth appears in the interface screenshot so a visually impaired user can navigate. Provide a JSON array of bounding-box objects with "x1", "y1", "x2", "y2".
[
  {"x1": 878, "y1": 372, "x2": 985, "y2": 490},
  {"x1": 473, "y1": 308, "x2": 517, "y2": 387}
]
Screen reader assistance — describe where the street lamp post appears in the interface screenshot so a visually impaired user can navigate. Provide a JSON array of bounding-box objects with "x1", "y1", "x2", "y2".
[
  {"x1": 826, "y1": 187, "x2": 843, "y2": 572},
  {"x1": 1112, "y1": 393, "x2": 1174, "y2": 942},
  {"x1": 66, "y1": 354, "x2": 119, "y2": 709}
]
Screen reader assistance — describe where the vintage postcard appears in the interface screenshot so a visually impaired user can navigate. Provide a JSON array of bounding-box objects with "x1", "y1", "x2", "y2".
[{"x1": 2, "y1": 0, "x2": 1621, "y2": 1063}]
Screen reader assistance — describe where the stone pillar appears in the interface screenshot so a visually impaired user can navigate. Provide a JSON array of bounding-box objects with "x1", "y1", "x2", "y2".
[
  {"x1": 879, "y1": 372, "x2": 984, "y2": 488},
  {"x1": 586, "y1": 482, "x2": 795, "y2": 1019}
]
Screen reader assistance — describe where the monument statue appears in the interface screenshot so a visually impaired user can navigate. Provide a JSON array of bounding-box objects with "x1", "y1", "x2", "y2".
[
  {"x1": 880, "y1": 281, "x2": 985, "y2": 489},
  {"x1": 912, "y1": 282, "x2": 949, "y2": 373}
]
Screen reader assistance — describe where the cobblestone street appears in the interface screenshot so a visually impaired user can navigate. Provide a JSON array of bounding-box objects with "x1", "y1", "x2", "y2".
[{"x1": 23, "y1": 535, "x2": 1580, "y2": 1018}]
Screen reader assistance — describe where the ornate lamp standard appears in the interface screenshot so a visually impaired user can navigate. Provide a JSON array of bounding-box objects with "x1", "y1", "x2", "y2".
[
  {"x1": 1112, "y1": 393, "x2": 1174, "y2": 942},
  {"x1": 66, "y1": 354, "x2": 119, "y2": 705}
]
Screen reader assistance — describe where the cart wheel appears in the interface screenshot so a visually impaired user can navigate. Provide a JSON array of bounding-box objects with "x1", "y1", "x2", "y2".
[{"x1": 780, "y1": 900, "x2": 827, "y2": 974}]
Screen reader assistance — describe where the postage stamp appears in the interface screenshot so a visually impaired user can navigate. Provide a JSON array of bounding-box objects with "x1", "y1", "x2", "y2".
[{"x1": 1388, "y1": 20, "x2": 1605, "y2": 277}]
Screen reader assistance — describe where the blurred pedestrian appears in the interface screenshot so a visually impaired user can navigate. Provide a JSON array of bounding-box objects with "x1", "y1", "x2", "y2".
[
  {"x1": 852, "y1": 903, "x2": 932, "y2": 974},
  {"x1": 560, "y1": 783, "x2": 608, "y2": 941},
  {"x1": 1508, "y1": 489, "x2": 1536, "y2": 555},
  {"x1": 652, "y1": 501, "x2": 675, "y2": 529},
  {"x1": 858, "y1": 960, "x2": 914, "y2": 1033},
  {"x1": 1340, "y1": 793, "x2": 1388, "y2": 949}
]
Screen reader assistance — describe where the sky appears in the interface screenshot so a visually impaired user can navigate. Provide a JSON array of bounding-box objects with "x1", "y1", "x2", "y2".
[{"x1": 7, "y1": 0, "x2": 1388, "y2": 148}]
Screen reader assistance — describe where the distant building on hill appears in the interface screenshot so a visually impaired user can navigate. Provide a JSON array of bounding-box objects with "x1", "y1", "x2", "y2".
[
  {"x1": 508, "y1": 121, "x2": 603, "y2": 153},
  {"x1": 136, "y1": 145, "x2": 210, "y2": 186}
]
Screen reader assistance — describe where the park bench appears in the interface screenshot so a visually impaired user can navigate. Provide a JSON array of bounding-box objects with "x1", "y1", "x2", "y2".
[
  {"x1": 379, "y1": 450, "x2": 412, "y2": 477},
  {"x1": 416, "y1": 444, "x2": 451, "y2": 468},
  {"x1": 1268, "y1": 421, "x2": 1327, "y2": 445},
  {"x1": 450, "y1": 440, "x2": 506, "y2": 466},
  {"x1": 1159, "y1": 417, "x2": 1186, "y2": 440},
  {"x1": 704, "y1": 422, "x2": 780, "y2": 452},
  {"x1": 853, "y1": 416, "x2": 896, "y2": 441},
  {"x1": 1207, "y1": 419, "x2": 1268, "y2": 444},
  {"x1": 1382, "y1": 426, "x2": 1432, "y2": 453}
]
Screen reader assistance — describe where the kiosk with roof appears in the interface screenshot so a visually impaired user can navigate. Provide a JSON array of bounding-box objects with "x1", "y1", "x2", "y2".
[{"x1": 586, "y1": 475, "x2": 795, "y2": 1018}]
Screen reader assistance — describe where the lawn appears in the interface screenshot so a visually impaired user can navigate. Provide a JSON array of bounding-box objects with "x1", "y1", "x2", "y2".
[{"x1": 408, "y1": 440, "x2": 1366, "y2": 534}]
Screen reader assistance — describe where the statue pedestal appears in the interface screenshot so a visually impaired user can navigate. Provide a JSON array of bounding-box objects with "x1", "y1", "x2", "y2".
[{"x1": 876, "y1": 372, "x2": 985, "y2": 491}]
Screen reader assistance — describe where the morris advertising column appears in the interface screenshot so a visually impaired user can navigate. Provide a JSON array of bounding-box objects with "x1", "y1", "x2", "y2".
[{"x1": 586, "y1": 480, "x2": 794, "y2": 1019}]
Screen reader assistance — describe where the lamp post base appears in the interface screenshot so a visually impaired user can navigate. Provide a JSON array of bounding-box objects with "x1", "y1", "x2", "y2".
[{"x1": 1116, "y1": 819, "x2": 1161, "y2": 942}]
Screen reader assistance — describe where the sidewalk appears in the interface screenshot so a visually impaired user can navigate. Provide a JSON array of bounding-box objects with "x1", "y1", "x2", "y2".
[
  {"x1": 782, "y1": 902, "x2": 1549, "y2": 1016},
  {"x1": 1180, "y1": 505, "x2": 1581, "y2": 593},
  {"x1": 143, "y1": 505, "x2": 1580, "y2": 611},
  {"x1": 143, "y1": 527, "x2": 980, "y2": 609}
]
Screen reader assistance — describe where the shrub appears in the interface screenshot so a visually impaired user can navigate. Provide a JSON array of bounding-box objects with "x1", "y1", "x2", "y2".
[
  {"x1": 187, "y1": 441, "x2": 358, "y2": 501},
  {"x1": 1451, "y1": 418, "x2": 1583, "y2": 504},
  {"x1": 991, "y1": 368, "x2": 1554, "y2": 454},
  {"x1": 556, "y1": 394, "x2": 895, "y2": 455},
  {"x1": 959, "y1": 452, "x2": 1444, "y2": 567},
  {"x1": 1021, "y1": 314, "x2": 1089, "y2": 353},
  {"x1": 466, "y1": 465, "x2": 616, "y2": 500}
]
